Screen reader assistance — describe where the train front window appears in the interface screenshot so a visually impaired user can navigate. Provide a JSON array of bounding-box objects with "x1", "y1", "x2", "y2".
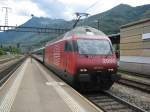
[{"x1": 77, "y1": 39, "x2": 112, "y2": 55}]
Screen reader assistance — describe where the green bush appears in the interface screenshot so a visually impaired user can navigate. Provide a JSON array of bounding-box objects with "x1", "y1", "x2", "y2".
[{"x1": 0, "y1": 48, "x2": 4, "y2": 55}]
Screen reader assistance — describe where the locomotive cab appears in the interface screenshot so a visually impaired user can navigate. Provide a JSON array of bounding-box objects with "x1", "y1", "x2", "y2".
[
  {"x1": 75, "y1": 38, "x2": 117, "y2": 89},
  {"x1": 64, "y1": 26, "x2": 118, "y2": 90},
  {"x1": 45, "y1": 26, "x2": 118, "y2": 90}
]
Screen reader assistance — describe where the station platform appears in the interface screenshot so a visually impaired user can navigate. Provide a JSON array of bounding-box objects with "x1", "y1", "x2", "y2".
[{"x1": 0, "y1": 58, "x2": 102, "y2": 112}]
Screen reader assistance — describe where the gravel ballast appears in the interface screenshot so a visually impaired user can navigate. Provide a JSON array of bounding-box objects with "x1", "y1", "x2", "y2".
[{"x1": 109, "y1": 83, "x2": 150, "y2": 111}]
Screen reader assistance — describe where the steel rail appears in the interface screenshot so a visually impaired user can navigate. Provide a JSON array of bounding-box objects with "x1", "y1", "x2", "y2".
[
  {"x1": 117, "y1": 78, "x2": 150, "y2": 94},
  {"x1": 84, "y1": 91, "x2": 147, "y2": 112},
  {"x1": 0, "y1": 57, "x2": 26, "y2": 87}
]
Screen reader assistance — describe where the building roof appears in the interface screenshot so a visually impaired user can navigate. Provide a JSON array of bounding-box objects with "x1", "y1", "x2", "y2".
[
  {"x1": 108, "y1": 33, "x2": 120, "y2": 38},
  {"x1": 121, "y1": 18, "x2": 150, "y2": 28}
]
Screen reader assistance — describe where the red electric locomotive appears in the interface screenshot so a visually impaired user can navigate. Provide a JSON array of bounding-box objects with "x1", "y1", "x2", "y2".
[{"x1": 44, "y1": 26, "x2": 117, "y2": 90}]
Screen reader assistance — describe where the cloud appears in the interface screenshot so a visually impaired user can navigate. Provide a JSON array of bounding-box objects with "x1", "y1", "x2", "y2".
[
  {"x1": 58, "y1": 0, "x2": 99, "y2": 7},
  {"x1": 31, "y1": 0, "x2": 99, "y2": 20},
  {"x1": 0, "y1": 0, "x2": 47, "y2": 25},
  {"x1": 31, "y1": 0, "x2": 66, "y2": 18},
  {"x1": 10, "y1": 0, "x2": 47, "y2": 17},
  {"x1": 0, "y1": 0, "x2": 149, "y2": 25},
  {"x1": 31, "y1": 0, "x2": 150, "y2": 20}
]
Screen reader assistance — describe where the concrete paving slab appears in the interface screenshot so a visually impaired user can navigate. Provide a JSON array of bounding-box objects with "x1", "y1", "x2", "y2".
[{"x1": 0, "y1": 58, "x2": 103, "y2": 112}]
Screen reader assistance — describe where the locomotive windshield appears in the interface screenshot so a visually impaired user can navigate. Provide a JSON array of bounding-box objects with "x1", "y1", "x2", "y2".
[{"x1": 77, "y1": 39, "x2": 112, "y2": 55}]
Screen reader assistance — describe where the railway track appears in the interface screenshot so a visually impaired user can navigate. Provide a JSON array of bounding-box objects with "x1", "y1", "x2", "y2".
[
  {"x1": 118, "y1": 70, "x2": 150, "y2": 79},
  {"x1": 117, "y1": 77, "x2": 150, "y2": 94},
  {"x1": 0, "y1": 57, "x2": 26, "y2": 87},
  {"x1": 116, "y1": 70, "x2": 150, "y2": 94},
  {"x1": 0, "y1": 56, "x2": 19, "y2": 64},
  {"x1": 84, "y1": 91, "x2": 147, "y2": 112}
]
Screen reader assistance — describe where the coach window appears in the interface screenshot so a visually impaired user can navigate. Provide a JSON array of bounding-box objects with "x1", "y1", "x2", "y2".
[{"x1": 65, "y1": 41, "x2": 73, "y2": 51}]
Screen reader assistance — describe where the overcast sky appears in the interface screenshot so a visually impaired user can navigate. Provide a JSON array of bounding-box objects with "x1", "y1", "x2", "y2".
[{"x1": 0, "y1": 0, "x2": 149, "y2": 26}]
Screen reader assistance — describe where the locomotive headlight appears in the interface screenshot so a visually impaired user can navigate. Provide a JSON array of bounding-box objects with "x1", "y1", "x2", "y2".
[
  {"x1": 84, "y1": 69, "x2": 87, "y2": 72},
  {"x1": 80, "y1": 69, "x2": 84, "y2": 72},
  {"x1": 80, "y1": 69, "x2": 87, "y2": 72},
  {"x1": 108, "y1": 68, "x2": 114, "y2": 72}
]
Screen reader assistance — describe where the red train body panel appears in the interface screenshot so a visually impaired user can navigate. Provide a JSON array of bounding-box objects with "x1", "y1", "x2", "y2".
[{"x1": 42, "y1": 26, "x2": 118, "y2": 90}]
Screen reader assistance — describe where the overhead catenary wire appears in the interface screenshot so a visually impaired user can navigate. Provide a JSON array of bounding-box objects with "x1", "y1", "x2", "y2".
[
  {"x1": 73, "y1": 0, "x2": 100, "y2": 28},
  {"x1": 84, "y1": 0, "x2": 102, "y2": 13}
]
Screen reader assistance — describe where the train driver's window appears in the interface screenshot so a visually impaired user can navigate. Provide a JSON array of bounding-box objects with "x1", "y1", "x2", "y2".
[{"x1": 65, "y1": 41, "x2": 73, "y2": 51}]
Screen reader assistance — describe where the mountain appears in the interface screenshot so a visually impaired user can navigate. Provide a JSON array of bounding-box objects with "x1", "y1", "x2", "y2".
[
  {"x1": 0, "y1": 4, "x2": 149, "y2": 51},
  {"x1": 81, "y1": 4, "x2": 150, "y2": 34}
]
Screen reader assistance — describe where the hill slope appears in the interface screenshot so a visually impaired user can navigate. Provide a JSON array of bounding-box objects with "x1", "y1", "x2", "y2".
[{"x1": 81, "y1": 4, "x2": 150, "y2": 34}]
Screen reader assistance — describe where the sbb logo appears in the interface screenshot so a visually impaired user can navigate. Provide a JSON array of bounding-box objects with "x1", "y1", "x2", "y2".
[{"x1": 103, "y1": 59, "x2": 115, "y2": 64}]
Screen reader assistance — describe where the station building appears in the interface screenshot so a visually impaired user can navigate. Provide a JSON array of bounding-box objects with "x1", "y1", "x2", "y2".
[{"x1": 119, "y1": 18, "x2": 150, "y2": 75}]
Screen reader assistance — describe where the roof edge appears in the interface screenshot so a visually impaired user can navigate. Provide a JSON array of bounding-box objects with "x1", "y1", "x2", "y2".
[{"x1": 121, "y1": 18, "x2": 150, "y2": 29}]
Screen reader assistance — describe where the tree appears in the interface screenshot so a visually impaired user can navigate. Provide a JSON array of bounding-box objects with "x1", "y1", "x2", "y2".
[{"x1": 0, "y1": 48, "x2": 4, "y2": 55}]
